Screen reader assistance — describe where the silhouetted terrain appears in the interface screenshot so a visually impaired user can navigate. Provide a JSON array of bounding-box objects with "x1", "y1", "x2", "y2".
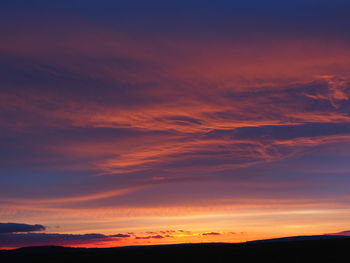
[{"x1": 1, "y1": 236, "x2": 350, "y2": 263}]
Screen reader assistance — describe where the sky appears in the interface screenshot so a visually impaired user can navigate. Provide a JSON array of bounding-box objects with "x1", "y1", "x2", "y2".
[{"x1": 1, "y1": 0, "x2": 350, "y2": 249}]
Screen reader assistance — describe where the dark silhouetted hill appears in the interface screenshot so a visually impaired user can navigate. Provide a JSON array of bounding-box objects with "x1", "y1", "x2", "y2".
[
  {"x1": 1, "y1": 235, "x2": 350, "y2": 262},
  {"x1": 246, "y1": 234, "x2": 347, "y2": 243}
]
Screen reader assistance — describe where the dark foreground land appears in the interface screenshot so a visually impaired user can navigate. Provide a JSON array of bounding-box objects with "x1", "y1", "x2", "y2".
[{"x1": 1, "y1": 236, "x2": 350, "y2": 263}]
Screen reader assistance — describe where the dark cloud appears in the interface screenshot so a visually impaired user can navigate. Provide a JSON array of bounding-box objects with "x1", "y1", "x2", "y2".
[
  {"x1": 0, "y1": 223, "x2": 45, "y2": 234},
  {"x1": 134, "y1": 235, "x2": 165, "y2": 240},
  {"x1": 0, "y1": 222, "x2": 133, "y2": 248},
  {"x1": 0, "y1": 233, "x2": 108, "y2": 247},
  {"x1": 202, "y1": 232, "x2": 221, "y2": 236},
  {"x1": 111, "y1": 234, "x2": 130, "y2": 238},
  {"x1": 0, "y1": 226, "x2": 235, "y2": 248}
]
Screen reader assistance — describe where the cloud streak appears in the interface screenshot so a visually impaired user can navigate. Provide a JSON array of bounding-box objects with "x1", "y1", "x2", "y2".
[
  {"x1": 0, "y1": 233, "x2": 109, "y2": 248},
  {"x1": 0, "y1": 223, "x2": 45, "y2": 234}
]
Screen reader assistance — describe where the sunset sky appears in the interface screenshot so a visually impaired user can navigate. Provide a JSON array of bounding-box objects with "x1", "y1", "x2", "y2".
[{"x1": 1, "y1": 0, "x2": 350, "y2": 249}]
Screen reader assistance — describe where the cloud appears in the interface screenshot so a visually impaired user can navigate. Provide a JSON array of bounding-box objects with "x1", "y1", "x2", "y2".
[
  {"x1": 111, "y1": 234, "x2": 131, "y2": 238},
  {"x1": 0, "y1": 227, "x2": 216, "y2": 247},
  {"x1": 2, "y1": 76, "x2": 350, "y2": 184},
  {"x1": 201, "y1": 232, "x2": 221, "y2": 236},
  {"x1": 134, "y1": 235, "x2": 165, "y2": 240},
  {"x1": 0, "y1": 233, "x2": 110, "y2": 248},
  {"x1": 0, "y1": 228, "x2": 233, "y2": 248},
  {"x1": 0, "y1": 223, "x2": 132, "y2": 248},
  {"x1": 0, "y1": 223, "x2": 45, "y2": 234}
]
